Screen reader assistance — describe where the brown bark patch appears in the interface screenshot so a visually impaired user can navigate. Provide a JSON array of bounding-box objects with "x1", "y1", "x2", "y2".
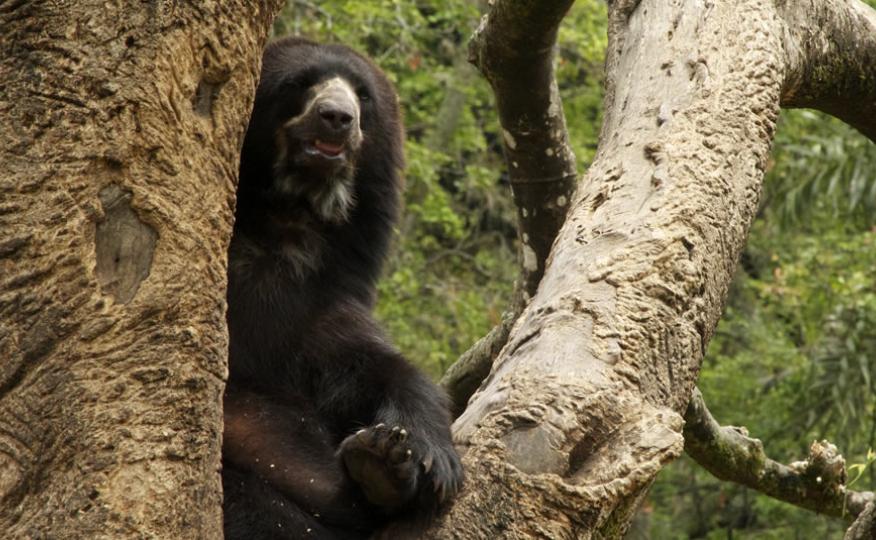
[{"x1": 95, "y1": 184, "x2": 157, "y2": 304}]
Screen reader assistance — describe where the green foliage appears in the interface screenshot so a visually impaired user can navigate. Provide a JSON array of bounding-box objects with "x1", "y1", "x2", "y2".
[
  {"x1": 848, "y1": 449, "x2": 876, "y2": 489},
  {"x1": 557, "y1": 1, "x2": 608, "y2": 166},
  {"x1": 765, "y1": 110, "x2": 876, "y2": 229},
  {"x1": 753, "y1": 227, "x2": 876, "y2": 447}
]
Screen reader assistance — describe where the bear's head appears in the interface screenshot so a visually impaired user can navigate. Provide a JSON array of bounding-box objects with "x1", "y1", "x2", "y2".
[{"x1": 238, "y1": 37, "x2": 403, "y2": 227}]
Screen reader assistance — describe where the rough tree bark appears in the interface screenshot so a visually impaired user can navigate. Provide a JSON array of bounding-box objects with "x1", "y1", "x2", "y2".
[
  {"x1": 0, "y1": 2, "x2": 281, "y2": 537},
  {"x1": 431, "y1": 0, "x2": 876, "y2": 538}
]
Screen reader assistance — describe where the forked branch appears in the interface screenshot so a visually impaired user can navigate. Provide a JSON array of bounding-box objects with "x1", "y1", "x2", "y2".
[{"x1": 442, "y1": 0, "x2": 580, "y2": 414}]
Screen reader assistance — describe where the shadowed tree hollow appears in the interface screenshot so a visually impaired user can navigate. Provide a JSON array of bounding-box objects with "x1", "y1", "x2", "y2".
[{"x1": 1, "y1": 0, "x2": 875, "y2": 538}]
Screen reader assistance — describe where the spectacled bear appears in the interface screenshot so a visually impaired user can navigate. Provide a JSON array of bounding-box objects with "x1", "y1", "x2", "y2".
[{"x1": 222, "y1": 37, "x2": 463, "y2": 540}]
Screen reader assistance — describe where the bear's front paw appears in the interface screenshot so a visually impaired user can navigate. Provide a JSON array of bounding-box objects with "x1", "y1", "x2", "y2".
[
  {"x1": 419, "y1": 440, "x2": 463, "y2": 506},
  {"x1": 340, "y1": 423, "x2": 464, "y2": 514},
  {"x1": 339, "y1": 424, "x2": 419, "y2": 510}
]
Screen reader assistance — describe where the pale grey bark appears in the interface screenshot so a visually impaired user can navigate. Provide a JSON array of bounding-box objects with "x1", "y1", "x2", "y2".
[
  {"x1": 434, "y1": 0, "x2": 876, "y2": 534},
  {"x1": 430, "y1": 0, "x2": 785, "y2": 536},
  {"x1": 0, "y1": 1, "x2": 281, "y2": 537},
  {"x1": 434, "y1": 0, "x2": 876, "y2": 535}
]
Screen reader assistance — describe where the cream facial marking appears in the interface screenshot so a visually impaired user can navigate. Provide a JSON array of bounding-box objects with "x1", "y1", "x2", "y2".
[{"x1": 284, "y1": 77, "x2": 363, "y2": 149}]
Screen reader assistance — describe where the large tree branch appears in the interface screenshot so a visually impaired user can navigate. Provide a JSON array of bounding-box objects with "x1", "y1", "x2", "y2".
[
  {"x1": 846, "y1": 502, "x2": 876, "y2": 540},
  {"x1": 684, "y1": 388, "x2": 875, "y2": 519},
  {"x1": 441, "y1": 0, "x2": 580, "y2": 415},
  {"x1": 468, "y1": 0, "x2": 578, "y2": 298},
  {"x1": 434, "y1": 0, "x2": 876, "y2": 537},
  {"x1": 779, "y1": 0, "x2": 876, "y2": 141}
]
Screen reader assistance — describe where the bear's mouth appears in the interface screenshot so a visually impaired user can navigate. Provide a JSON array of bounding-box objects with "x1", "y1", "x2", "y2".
[{"x1": 308, "y1": 139, "x2": 345, "y2": 158}]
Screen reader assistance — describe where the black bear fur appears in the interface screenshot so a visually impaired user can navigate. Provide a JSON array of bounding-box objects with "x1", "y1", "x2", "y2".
[{"x1": 222, "y1": 37, "x2": 463, "y2": 540}]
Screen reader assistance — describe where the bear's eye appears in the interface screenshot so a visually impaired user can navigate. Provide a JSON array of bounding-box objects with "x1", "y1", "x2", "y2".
[{"x1": 356, "y1": 88, "x2": 371, "y2": 102}]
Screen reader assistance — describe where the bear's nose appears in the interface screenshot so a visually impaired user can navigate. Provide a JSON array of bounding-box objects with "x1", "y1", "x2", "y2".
[{"x1": 317, "y1": 103, "x2": 355, "y2": 132}]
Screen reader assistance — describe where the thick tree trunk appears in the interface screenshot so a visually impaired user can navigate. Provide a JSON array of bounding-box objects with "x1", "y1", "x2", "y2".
[{"x1": 0, "y1": 2, "x2": 280, "y2": 537}]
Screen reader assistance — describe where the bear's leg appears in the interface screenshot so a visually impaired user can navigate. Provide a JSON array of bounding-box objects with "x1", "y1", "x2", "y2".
[
  {"x1": 223, "y1": 465, "x2": 367, "y2": 540},
  {"x1": 223, "y1": 388, "x2": 380, "y2": 532}
]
